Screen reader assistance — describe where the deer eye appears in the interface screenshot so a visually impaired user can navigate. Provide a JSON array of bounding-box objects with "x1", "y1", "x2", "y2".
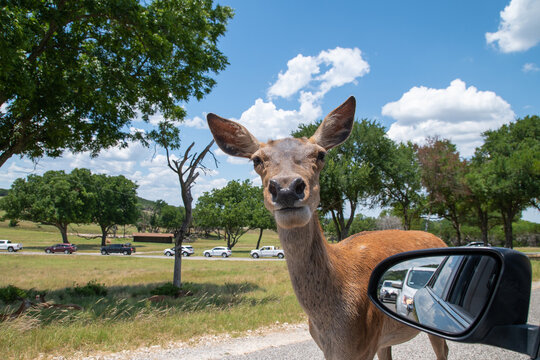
[
  {"x1": 252, "y1": 156, "x2": 263, "y2": 167},
  {"x1": 317, "y1": 151, "x2": 326, "y2": 162}
]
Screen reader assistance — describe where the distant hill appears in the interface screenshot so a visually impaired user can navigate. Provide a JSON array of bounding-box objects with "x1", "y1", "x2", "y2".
[
  {"x1": 0, "y1": 188, "x2": 8, "y2": 197},
  {"x1": 137, "y1": 196, "x2": 158, "y2": 210}
]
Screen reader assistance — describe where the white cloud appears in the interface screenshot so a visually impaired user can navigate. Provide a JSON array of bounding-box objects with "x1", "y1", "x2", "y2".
[
  {"x1": 222, "y1": 47, "x2": 370, "y2": 143},
  {"x1": 235, "y1": 97, "x2": 322, "y2": 141},
  {"x1": 486, "y1": 0, "x2": 540, "y2": 53},
  {"x1": 268, "y1": 54, "x2": 320, "y2": 98},
  {"x1": 523, "y1": 62, "x2": 540, "y2": 72},
  {"x1": 382, "y1": 79, "x2": 515, "y2": 157},
  {"x1": 182, "y1": 116, "x2": 208, "y2": 129},
  {"x1": 268, "y1": 47, "x2": 369, "y2": 101},
  {"x1": 316, "y1": 47, "x2": 370, "y2": 95}
]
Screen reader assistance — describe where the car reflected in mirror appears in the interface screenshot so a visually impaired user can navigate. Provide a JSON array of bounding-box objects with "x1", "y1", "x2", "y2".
[
  {"x1": 368, "y1": 247, "x2": 540, "y2": 359},
  {"x1": 376, "y1": 254, "x2": 498, "y2": 335}
]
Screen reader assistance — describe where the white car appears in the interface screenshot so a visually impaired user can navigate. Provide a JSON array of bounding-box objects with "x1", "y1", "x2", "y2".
[
  {"x1": 203, "y1": 246, "x2": 232, "y2": 258},
  {"x1": 163, "y1": 245, "x2": 194, "y2": 257},
  {"x1": 396, "y1": 266, "x2": 436, "y2": 317},
  {"x1": 379, "y1": 280, "x2": 401, "y2": 303}
]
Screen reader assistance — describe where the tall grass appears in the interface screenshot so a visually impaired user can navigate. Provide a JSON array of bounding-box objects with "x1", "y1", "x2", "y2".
[{"x1": 0, "y1": 255, "x2": 304, "y2": 359}]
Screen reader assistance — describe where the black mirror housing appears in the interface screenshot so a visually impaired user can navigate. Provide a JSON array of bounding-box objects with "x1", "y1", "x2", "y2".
[{"x1": 368, "y1": 247, "x2": 539, "y2": 359}]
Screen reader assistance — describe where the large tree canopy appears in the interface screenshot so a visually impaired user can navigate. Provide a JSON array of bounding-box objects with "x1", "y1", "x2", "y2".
[
  {"x1": 0, "y1": 169, "x2": 94, "y2": 243},
  {"x1": 471, "y1": 115, "x2": 540, "y2": 248},
  {"x1": 0, "y1": 0, "x2": 233, "y2": 167},
  {"x1": 194, "y1": 180, "x2": 260, "y2": 249},
  {"x1": 417, "y1": 137, "x2": 470, "y2": 245}
]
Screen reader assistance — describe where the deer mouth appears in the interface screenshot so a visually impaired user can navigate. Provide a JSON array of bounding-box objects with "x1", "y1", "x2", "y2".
[{"x1": 274, "y1": 206, "x2": 312, "y2": 229}]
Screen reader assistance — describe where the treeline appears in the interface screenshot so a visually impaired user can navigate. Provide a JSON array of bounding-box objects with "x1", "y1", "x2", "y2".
[
  {"x1": 293, "y1": 115, "x2": 539, "y2": 248},
  {"x1": 0, "y1": 169, "x2": 139, "y2": 246}
]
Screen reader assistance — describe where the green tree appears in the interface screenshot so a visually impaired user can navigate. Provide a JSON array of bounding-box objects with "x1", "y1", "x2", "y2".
[
  {"x1": 193, "y1": 190, "x2": 222, "y2": 237},
  {"x1": 0, "y1": 169, "x2": 94, "y2": 243},
  {"x1": 0, "y1": 0, "x2": 233, "y2": 167},
  {"x1": 159, "y1": 205, "x2": 186, "y2": 233},
  {"x1": 90, "y1": 174, "x2": 139, "y2": 246},
  {"x1": 349, "y1": 214, "x2": 377, "y2": 235},
  {"x1": 417, "y1": 138, "x2": 470, "y2": 246},
  {"x1": 195, "y1": 180, "x2": 259, "y2": 249},
  {"x1": 465, "y1": 163, "x2": 500, "y2": 245},
  {"x1": 380, "y1": 141, "x2": 426, "y2": 230},
  {"x1": 249, "y1": 186, "x2": 276, "y2": 249},
  {"x1": 471, "y1": 115, "x2": 540, "y2": 248}
]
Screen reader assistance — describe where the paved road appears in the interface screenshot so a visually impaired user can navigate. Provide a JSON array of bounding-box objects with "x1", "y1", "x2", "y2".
[{"x1": 1, "y1": 251, "x2": 283, "y2": 261}]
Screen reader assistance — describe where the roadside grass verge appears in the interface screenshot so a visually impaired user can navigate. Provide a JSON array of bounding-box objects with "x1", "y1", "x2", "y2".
[{"x1": 0, "y1": 255, "x2": 304, "y2": 359}]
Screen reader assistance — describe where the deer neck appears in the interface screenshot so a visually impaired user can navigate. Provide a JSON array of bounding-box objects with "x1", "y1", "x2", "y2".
[{"x1": 277, "y1": 213, "x2": 341, "y2": 315}]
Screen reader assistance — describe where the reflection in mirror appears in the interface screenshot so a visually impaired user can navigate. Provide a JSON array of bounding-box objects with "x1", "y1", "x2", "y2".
[{"x1": 376, "y1": 255, "x2": 499, "y2": 335}]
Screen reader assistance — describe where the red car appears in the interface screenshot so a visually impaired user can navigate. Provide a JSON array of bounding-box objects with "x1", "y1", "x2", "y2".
[{"x1": 45, "y1": 243, "x2": 77, "y2": 254}]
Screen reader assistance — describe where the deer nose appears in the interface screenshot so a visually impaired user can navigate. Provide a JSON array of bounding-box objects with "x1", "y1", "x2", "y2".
[{"x1": 268, "y1": 178, "x2": 306, "y2": 208}]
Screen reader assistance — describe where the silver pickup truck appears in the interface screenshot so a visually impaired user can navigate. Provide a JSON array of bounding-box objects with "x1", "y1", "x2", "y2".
[{"x1": 250, "y1": 246, "x2": 285, "y2": 259}]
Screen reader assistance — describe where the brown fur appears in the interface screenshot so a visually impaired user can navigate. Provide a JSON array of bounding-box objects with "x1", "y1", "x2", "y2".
[{"x1": 207, "y1": 97, "x2": 449, "y2": 360}]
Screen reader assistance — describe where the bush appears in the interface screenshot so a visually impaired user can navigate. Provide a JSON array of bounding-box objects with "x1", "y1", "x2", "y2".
[
  {"x1": 151, "y1": 283, "x2": 181, "y2": 297},
  {"x1": 0, "y1": 285, "x2": 27, "y2": 304},
  {"x1": 67, "y1": 280, "x2": 107, "y2": 297}
]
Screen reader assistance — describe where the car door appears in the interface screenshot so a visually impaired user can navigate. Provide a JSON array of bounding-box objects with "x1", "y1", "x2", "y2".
[{"x1": 260, "y1": 247, "x2": 270, "y2": 257}]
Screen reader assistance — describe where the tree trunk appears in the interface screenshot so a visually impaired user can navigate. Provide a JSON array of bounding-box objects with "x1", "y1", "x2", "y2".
[
  {"x1": 502, "y1": 213, "x2": 514, "y2": 249},
  {"x1": 100, "y1": 224, "x2": 109, "y2": 247},
  {"x1": 477, "y1": 208, "x2": 489, "y2": 246},
  {"x1": 402, "y1": 210, "x2": 411, "y2": 231},
  {"x1": 173, "y1": 232, "x2": 184, "y2": 288},
  {"x1": 57, "y1": 223, "x2": 69, "y2": 243},
  {"x1": 256, "y1": 228, "x2": 263, "y2": 249}
]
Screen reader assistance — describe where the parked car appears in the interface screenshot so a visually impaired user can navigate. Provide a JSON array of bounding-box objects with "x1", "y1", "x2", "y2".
[
  {"x1": 379, "y1": 280, "x2": 401, "y2": 303},
  {"x1": 0, "y1": 239, "x2": 23, "y2": 252},
  {"x1": 203, "y1": 246, "x2": 232, "y2": 258},
  {"x1": 45, "y1": 243, "x2": 77, "y2": 254},
  {"x1": 465, "y1": 241, "x2": 491, "y2": 247},
  {"x1": 101, "y1": 243, "x2": 136, "y2": 255},
  {"x1": 163, "y1": 245, "x2": 194, "y2": 257},
  {"x1": 250, "y1": 246, "x2": 285, "y2": 259},
  {"x1": 395, "y1": 266, "x2": 436, "y2": 317}
]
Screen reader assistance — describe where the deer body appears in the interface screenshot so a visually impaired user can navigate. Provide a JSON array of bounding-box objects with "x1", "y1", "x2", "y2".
[{"x1": 207, "y1": 97, "x2": 448, "y2": 360}]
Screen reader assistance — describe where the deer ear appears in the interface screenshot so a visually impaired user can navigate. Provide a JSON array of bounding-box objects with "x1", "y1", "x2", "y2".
[
  {"x1": 310, "y1": 96, "x2": 356, "y2": 150},
  {"x1": 207, "y1": 114, "x2": 260, "y2": 158}
]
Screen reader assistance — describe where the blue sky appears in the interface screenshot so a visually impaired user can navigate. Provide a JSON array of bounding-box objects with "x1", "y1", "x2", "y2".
[{"x1": 1, "y1": 0, "x2": 539, "y2": 222}]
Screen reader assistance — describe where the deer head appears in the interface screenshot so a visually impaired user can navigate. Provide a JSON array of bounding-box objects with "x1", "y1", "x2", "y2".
[{"x1": 207, "y1": 97, "x2": 355, "y2": 229}]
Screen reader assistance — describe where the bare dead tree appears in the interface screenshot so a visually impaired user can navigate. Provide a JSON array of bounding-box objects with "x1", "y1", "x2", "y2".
[{"x1": 166, "y1": 140, "x2": 216, "y2": 288}]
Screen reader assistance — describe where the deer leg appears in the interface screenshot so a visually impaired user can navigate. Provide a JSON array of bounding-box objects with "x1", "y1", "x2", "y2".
[
  {"x1": 376, "y1": 346, "x2": 392, "y2": 360},
  {"x1": 428, "y1": 334, "x2": 448, "y2": 360}
]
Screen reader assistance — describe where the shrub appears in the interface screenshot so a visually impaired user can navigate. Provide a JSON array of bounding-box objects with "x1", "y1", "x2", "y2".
[
  {"x1": 151, "y1": 283, "x2": 181, "y2": 297},
  {"x1": 68, "y1": 280, "x2": 107, "y2": 297},
  {"x1": 0, "y1": 285, "x2": 27, "y2": 304}
]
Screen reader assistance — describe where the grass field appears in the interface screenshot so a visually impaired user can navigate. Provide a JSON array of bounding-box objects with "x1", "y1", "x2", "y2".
[{"x1": 0, "y1": 255, "x2": 304, "y2": 359}]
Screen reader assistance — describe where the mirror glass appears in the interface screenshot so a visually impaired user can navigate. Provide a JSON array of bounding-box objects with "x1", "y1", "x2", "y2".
[{"x1": 376, "y1": 254, "x2": 499, "y2": 335}]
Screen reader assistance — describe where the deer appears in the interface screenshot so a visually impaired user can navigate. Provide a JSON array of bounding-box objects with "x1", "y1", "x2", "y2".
[{"x1": 207, "y1": 96, "x2": 449, "y2": 360}]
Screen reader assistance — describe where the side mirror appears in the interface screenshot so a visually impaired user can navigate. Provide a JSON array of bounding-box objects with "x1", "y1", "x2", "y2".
[{"x1": 368, "y1": 247, "x2": 540, "y2": 359}]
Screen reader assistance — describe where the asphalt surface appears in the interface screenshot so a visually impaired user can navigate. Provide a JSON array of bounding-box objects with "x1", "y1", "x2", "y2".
[{"x1": 1, "y1": 251, "x2": 283, "y2": 261}]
